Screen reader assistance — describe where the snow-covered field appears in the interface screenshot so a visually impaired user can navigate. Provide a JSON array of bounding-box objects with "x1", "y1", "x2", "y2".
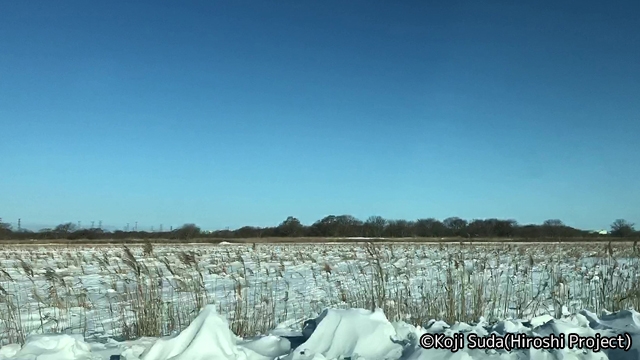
[{"x1": 0, "y1": 242, "x2": 639, "y2": 359}]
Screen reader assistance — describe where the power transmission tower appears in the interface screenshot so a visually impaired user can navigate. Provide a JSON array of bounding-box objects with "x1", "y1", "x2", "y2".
[
  {"x1": 91, "y1": 221, "x2": 95, "y2": 229},
  {"x1": 98, "y1": 220, "x2": 102, "y2": 229},
  {"x1": 159, "y1": 224, "x2": 163, "y2": 232},
  {"x1": 135, "y1": 221, "x2": 138, "y2": 231},
  {"x1": 126, "y1": 223, "x2": 129, "y2": 231},
  {"x1": 151, "y1": 226, "x2": 154, "y2": 232},
  {"x1": 18, "y1": 218, "x2": 21, "y2": 231}
]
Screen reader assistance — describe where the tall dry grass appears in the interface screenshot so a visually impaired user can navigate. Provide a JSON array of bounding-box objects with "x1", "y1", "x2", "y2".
[{"x1": 0, "y1": 241, "x2": 639, "y2": 345}]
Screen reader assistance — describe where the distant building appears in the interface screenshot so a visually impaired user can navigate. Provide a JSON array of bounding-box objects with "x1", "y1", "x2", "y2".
[{"x1": 592, "y1": 230, "x2": 609, "y2": 235}]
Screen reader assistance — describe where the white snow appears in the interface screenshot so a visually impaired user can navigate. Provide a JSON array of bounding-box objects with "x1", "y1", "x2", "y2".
[
  {"x1": 1, "y1": 243, "x2": 639, "y2": 359},
  {"x1": 286, "y1": 308, "x2": 403, "y2": 360},
  {"x1": 1, "y1": 305, "x2": 638, "y2": 360},
  {"x1": 0, "y1": 243, "x2": 634, "y2": 342},
  {"x1": 136, "y1": 305, "x2": 290, "y2": 360},
  {"x1": 1, "y1": 334, "x2": 95, "y2": 360}
]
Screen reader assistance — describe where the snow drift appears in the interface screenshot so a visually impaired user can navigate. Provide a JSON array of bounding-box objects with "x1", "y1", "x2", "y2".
[
  {"x1": 1, "y1": 305, "x2": 639, "y2": 360},
  {"x1": 0, "y1": 334, "x2": 96, "y2": 360},
  {"x1": 137, "y1": 305, "x2": 290, "y2": 360},
  {"x1": 284, "y1": 308, "x2": 405, "y2": 360}
]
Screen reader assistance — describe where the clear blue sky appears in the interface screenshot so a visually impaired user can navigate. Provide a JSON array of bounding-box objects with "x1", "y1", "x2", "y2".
[{"x1": 1, "y1": 1, "x2": 638, "y2": 231}]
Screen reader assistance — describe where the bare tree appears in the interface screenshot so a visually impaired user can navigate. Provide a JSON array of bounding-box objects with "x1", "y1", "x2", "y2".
[
  {"x1": 543, "y1": 219, "x2": 564, "y2": 227},
  {"x1": 610, "y1": 219, "x2": 635, "y2": 237},
  {"x1": 443, "y1": 217, "x2": 468, "y2": 236},
  {"x1": 174, "y1": 223, "x2": 201, "y2": 240},
  {"x1": 54, "y1": 222, "x2": 77, "y2": 233},
  {"x1": 364, "y1": 216, "x2": 386, "y2": 237},
  {"x1": 278, "y1": 216, "x2": 303, "y2": 237}
]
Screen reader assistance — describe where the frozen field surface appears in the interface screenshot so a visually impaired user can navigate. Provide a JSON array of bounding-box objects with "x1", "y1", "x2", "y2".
[{"x1": 0, "y1": 242, "x2": 639, "y2": 359}]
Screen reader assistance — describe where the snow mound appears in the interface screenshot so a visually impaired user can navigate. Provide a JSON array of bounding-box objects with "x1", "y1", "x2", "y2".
[
  {"x1": 138, "y1": 305, "x2": 289, "y2": 360},
  {"x1": 1, "y1": 307, "x2": 639, "y2": 360},
  {"x1": 0, "y1": 334, "x2": 97, "y2": 360},
  {"x1": 285, "y1": 308, "x2": 404, "y2": 360}
]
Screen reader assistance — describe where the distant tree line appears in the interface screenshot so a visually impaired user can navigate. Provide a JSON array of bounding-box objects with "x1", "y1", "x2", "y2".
[{"x1": 0, "y1": 216, "x2": 638, "y2": 241}]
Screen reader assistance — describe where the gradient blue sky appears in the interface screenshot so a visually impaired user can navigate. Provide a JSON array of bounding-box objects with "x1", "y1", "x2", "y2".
[{"x1": 1, "y1": 1, "x2": 639, "y2": 231}]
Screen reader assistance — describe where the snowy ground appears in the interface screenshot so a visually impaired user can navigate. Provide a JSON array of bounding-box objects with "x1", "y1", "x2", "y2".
[
  {"x1": 0, "y1": 242, "x2": 639, "y2": 359},
  {"x1": 1, "y1": 305, "x2": 639, "y2": 359}
]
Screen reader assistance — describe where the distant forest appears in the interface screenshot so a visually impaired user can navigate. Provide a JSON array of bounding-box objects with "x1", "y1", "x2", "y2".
[{"x1": 0, "y1": 216, "x2": 638, "y2": 240}]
